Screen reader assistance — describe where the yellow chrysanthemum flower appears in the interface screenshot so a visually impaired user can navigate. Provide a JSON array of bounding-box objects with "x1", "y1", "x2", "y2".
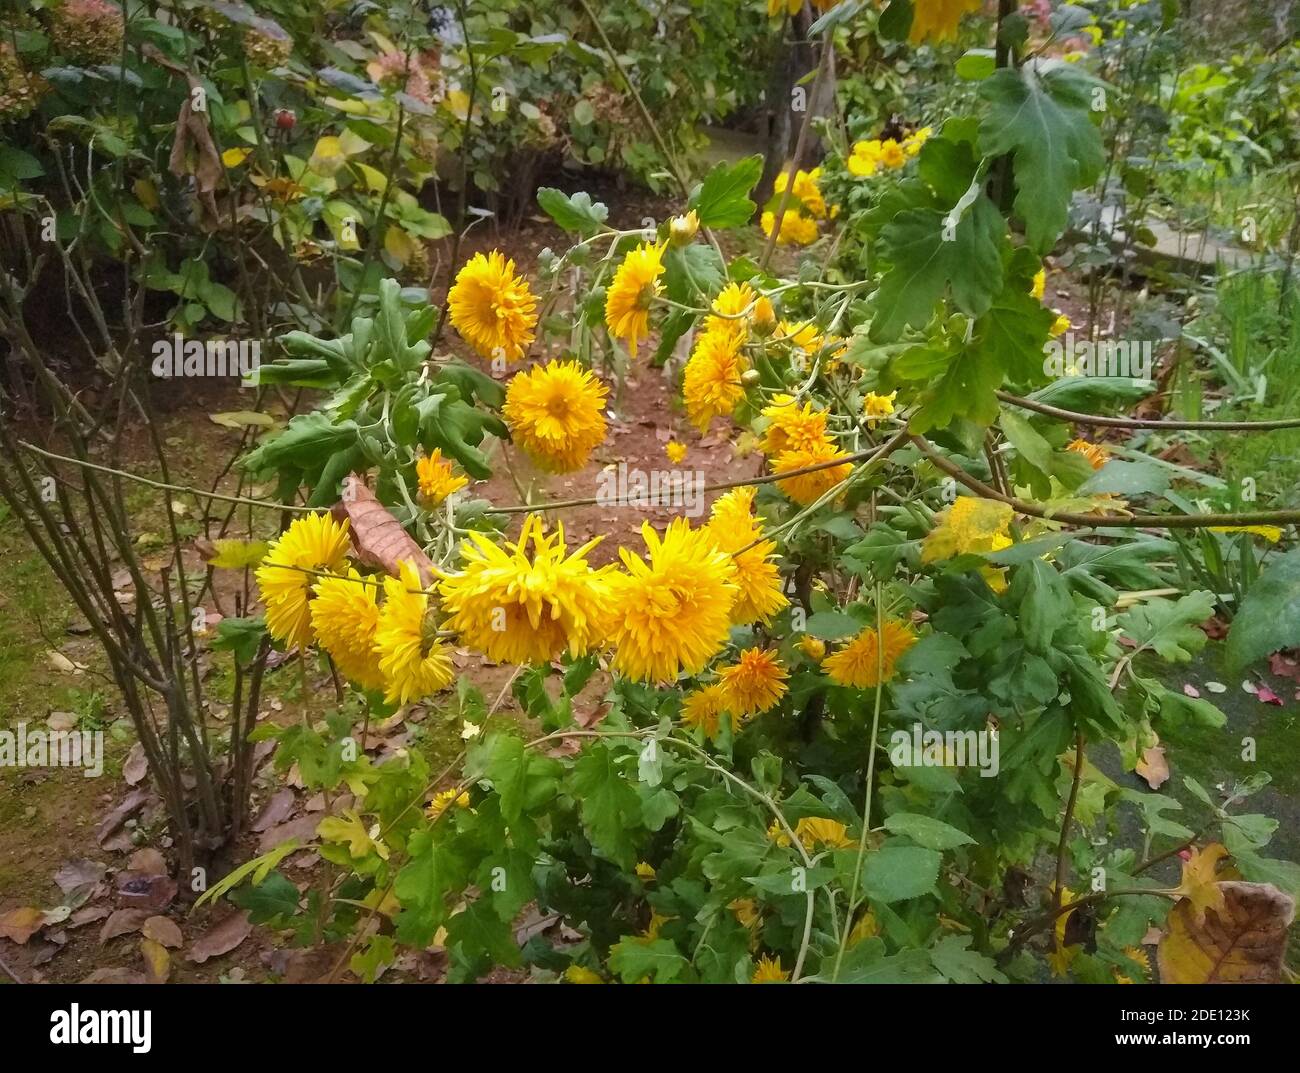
[
  {"x1": 772, "y1": 441, "x2": 854, "y2": 505},
  {"x1": 793, "y1": 816, "x2": 854, "y2": 850},
  {"x1": 761, "y1": 209, "x2": 819, "y2": 246},
  {"x1": 563, "y1": 965, "x2": 605, "y2": 984},
  {"x1": 681, "y1": 682, "x2": 728, "y2": 739},
  {"x1": 311, "y1": 568, "x2": 384, "y2": 691},
  {"x1": 909, "y1": 0, "x2": 982, "y2": 44},
  {"x1": 863, "y1": 390, "x2": 897, "y2": 427},
  {"x1": 848, "y1": 139, "x2": 884, "y2": 177},
  {"x1": 502, "y1": 359, "x2": 609, "y2": 473},
  {"x1": 438, "y1": 514, "x2": 613, "y2": 665},
  {"x1": 1067, "y1": 438, "x2": 1110, "y2": 470},
  {"x1": 665, "y1": 440, "x2": 687, "y2": 465},
  {"x1": 878, "y1": 139, "x2": 907, "y2": 169},
  {"x1": 761, "y1": 394, "x2": 830, "y2": 457},
  {"x1": 374, "y1": 560, "x2": 454, "y2": 706},
  {"x1": 773, "y1": 167, "x2": 827, "y2": 219},
  {"x1": 1209, "y1": 525, "x2": 1283, "y2": 543},
  {"x1": 718, "y1": 647, "x2": 788, "y2": 720},
  {"x1": 427, "y1": 786, "x2": 470, "y2": 819},
  {"x1": 799, "y1": 635, "x2": 826, "y2": 663},
  {"x1": 775, "y1": 319, "x2": 827, "y2": 357},
  {"x1": 1030, "y1": 268, "x2": 1047, "y2": 300},
  {"x1": 605, "y1": 240, "x2": 667, "y2": 354},
  {"x1": 903, "y1": 127, "x2": 932, "y2": 156},
  {"x1": 1050, "y1": 312, "x2": 1071, "y2": 337},
  {"x1": 752, "y1": 294, "x2": 777, "y2": 334},
  {"x1": 608, "y1": 519, "x2": 739, "y2": 682},
  {"x1": 705, "y1": 486, "x2": 788, "y2": 625},
  {"x1": 634, "y1": 861, "x2": 656, "y2": 881},
  {"x1": 730, "y1": 898, "x2": 760, "y2": 929},
  {"x1": 668, "y1": 210, "x2": 699, "y2": 245},
  {"x1": 752, "y1": 954, "x2": 790, "y2": 983},
  {"x1": 823, "y1": 620, "x2": 917, "y2": 689},
  {"x1": 704, "y1": 281, "x2": 757, "y2": 347},
  {"x1": 256, "y1": 513, "x2": 352, "y2": 651},
  {"x1": 416, "y1": 448, "x2": 469, "y2": 505},
  {"x1": 683, "y1": 328, "x2": 748, "y2": 433},
  {"x1": 447, "y1": 250, "x2": 538, "y2": 362}
]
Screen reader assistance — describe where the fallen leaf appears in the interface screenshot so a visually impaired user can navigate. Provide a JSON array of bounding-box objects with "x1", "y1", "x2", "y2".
[
  {"x1": 95, "y1": 788, "x2": 150, "y2": 846},
  {"x1": 123, "y1": 742, "x2": 148, "y2": 786},
  {"x1": 46, "y1": 711, "x2": 77, "y2": 731},
  {"x1": 99, "y1": 908, "x2": 150, "y2": 943},
  {"x1": 140, "y1": 937, "x2": 172, "y2": 983},
  {"x1": 250, "y1": 788, "x2": 296, "y2": 833},
  {"x1": 142, "y1": 915, "x2": 184, "y2": 949},
  {"x1": 53, "y1": 858, "x2": 106, "y2": 896},
  {"x1": 1158, "y1": 881, "x2": 1295, "y2": 983},
  {"x1": 68, "y1": 905, "x2": 111, "y2": 930},
  {"x1": 127, "y1": 847, "x2": 168, "y2": 876},
  {"x1": 1136, "y1": 745, "x2": 1170, "y2": 790},
  {"x1": 1256, "y1": 683, "x2": 1283, "y2": 706},
  {"x1": 46, "y1": 650, "x2": 77, "y2": 673},
  {"x1": 188, "y1": 911, "x2": 252, "y2": 964},
  {"x1": 0, "y1": 907, "x2": 46, "y2": 944},
  {"x1": 81, "y1": 967, "x2": 147, "y2": 984},
  {"x1": 115, "y1": 872, "x2": 179, "y2": 911},
  {"x1": 332, "y1": 474, "x2": 434, "y2": 585},
  {"x1": 1181, "y1": 683, "x2": 1200, "y2": 698}
]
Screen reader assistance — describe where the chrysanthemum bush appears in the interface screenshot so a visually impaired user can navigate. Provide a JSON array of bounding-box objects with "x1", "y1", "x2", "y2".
[{"x1": 196, "y1": 0, "x2": 1300, "y2": 984}]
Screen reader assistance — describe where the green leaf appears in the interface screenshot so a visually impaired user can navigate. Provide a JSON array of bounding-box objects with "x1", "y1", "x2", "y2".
[
  {"x1": 804, "y1": 611, "x2": 862, "y2": 640},
  {"x1": 1226, "y1": 548, "x2": 1300, "y2": 673},
  {"x1": 569, "y1": 743, "x2": 641, "y2": 866},
  {"x1": 909, "y1": 347, "x2": 1004, "y2": 433},
  {"x1": 877, "y1": 0, "x2": 914, "y2": 41},
  {"x1": 956, "y1": 50, "x2": 997, "y2": 81},
  {"x1": 978, "y1": 62, "x2": 1106, "y2": 252},
  {"x1": 882, "y1": 813, "x2": 975, "y2": 850},
  {"x1": 929, "y1": 934, "x2": 1007, "y2": 982},
  {"x1": 688, "y1": 155, "x2": 763, "y2": 229},
  {"x1": 211, "y1": 616, "x2": 267, "y2": 665},
  {"x1": 607, "y1": 938, "x2": 687, "y2": 983},
  {"x1": 1080, "y1": 459, "x2": 1171, "y2": 497},
  {"x1": 870, "y1": 196, "x2": 1006, "y2": 342},
  {"x1": 229, "y1": 870, "x2": 299, "y2": 924},
  {"x1": 816, "y1": 938, "x2": 940, "y2": 983},
  {"x1": 1118, "y1": 591, "x2": 1215, "y2": 663},
  {"x1": 445, "y1": 899, "x2": 520, "y2": 968},
  {"x1": 536, "y1": 187, "x2": 608, "y2": 237},
  {"x1": 860, "y1": 844, "x2": 941, "y2": 903}
]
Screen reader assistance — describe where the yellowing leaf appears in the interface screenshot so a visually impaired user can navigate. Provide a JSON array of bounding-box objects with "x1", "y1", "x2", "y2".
[
  {"x1": 1157, "y1": 881, "x2": 1294, "y2": 983},
  {"x1": 443, "y1": 89, "x2": 471, "y2": 121},
  {"x1": 206, "y1": 539, "x2": 271, "y2": 570},
  {"x1": 140, "y1": 937, "x2": 171, "y2": 983},
  {"x1": 1172, "y1": 843, "x2": 1229, "y2": 923},
  {"x1": 222, "y1": 147, "x2": 253, "y2": 168},
  {"x1": 383, "y1": 226, "x2": 416, "y2": 267},
  {"x1": 317, "y1": 810, "x2": 389, "y2": 860},
  {"x1": 210, "y1": 410, "x2": 276, "y2": 430},
  {"x1": 134, "y1": 179, "x2": 161, "y2": 210},
  {"x1": 308, "y1": 136, "x2": 347, "y2": 175},
  {"x1": 354, "y1": 162, "x2": 389, "y2": 194}
]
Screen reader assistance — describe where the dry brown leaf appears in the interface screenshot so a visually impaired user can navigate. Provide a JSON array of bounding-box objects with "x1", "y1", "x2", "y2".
[
  {"x1": 188, "y1": 911, "x2": 252, "y2": 964},
  {"x1": 127, "y1": 847, "x2": 168, "y2": 877},
  {"x1": 333, "y1": 474, "x2": 434, "y2": 586},
  {"x1": 123, "y1": 742, "x2": 148, "y2": 786},
  {"x1": 142, "y1": 915, "x2": 183, "y2": 950},
  {"x1": 0, "y1": 907, "x2": 46, "y2": 945},
  {"x1": 140, "y1": 937, "x2": 171, "y2": 983},
  {"x1": 99, "y1": 908, "x2": 149, "y2": 943},
  {"x1": 1136, "y1": 744, "x2": 1170, "y2": 790},
  {"x1": 1158, "y1": 881, "x2": 1295, "y2": 983}
]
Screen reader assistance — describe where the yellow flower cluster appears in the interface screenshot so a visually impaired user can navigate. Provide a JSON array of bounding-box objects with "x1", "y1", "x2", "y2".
[
  {"x1": 847, "y1": 127, "x2": 930, "y2": 177},
  {"x1": 761, "y1": 168, "x2": 827, "y2": 247},
  {"x1": 760, "y1": 393, "x2": 854, "y2": 505},
  {"x1": 257, "y1": 494, "x2": 794, "y2": 702},
  {"x1": 683, "y1": 282, "x2": 757, "y2": 432}
]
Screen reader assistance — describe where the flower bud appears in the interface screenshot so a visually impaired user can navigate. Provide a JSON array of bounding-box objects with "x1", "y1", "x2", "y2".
[{"x1": 668, "y1": 210, "x2": 699, "y2": 246}]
